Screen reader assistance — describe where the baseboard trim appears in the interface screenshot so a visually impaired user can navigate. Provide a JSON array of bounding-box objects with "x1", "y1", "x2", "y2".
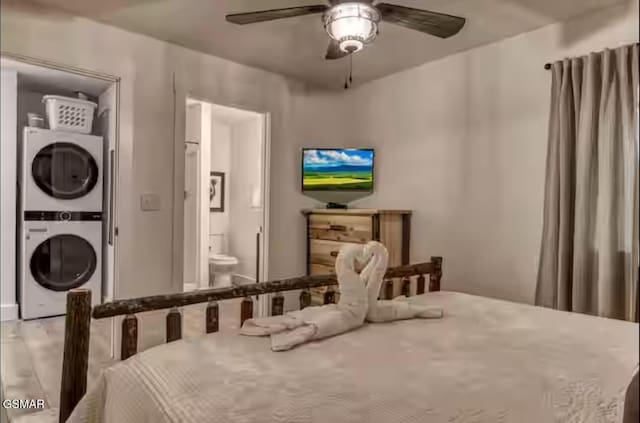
[{"x1": 1, "y1": 303, "x2": 19, "y2": 321}]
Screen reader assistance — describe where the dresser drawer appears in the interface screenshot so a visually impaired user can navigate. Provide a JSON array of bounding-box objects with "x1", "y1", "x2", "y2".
[
  {"x1": 310, "y1": 239, "x2": 357, "y2": 267},
  {"x1": 309, "y1": 214, "x2": 373, "y2": 243},
  {"x1": 311, "y1": 259, "x2": 367, "y2": 275},
  {"x1": 310, "y1": 263, "x2": 335, "y2": 275}
]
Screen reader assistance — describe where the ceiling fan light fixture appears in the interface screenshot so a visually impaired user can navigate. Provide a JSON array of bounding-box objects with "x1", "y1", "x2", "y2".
[
  {"x1": 339, "y1": 39, "x2": 364, "y2": 53},
  {"x1": 324, "y1": 2, "x2": 380, "y2": 53}
]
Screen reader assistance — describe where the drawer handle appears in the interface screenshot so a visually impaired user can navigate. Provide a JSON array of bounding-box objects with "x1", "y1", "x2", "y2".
[
  {"x1": 330, "y1": 251, "x2": 339, "y2": 257},
  {"x1": 329, "y1": 224, "x2": 347, "y2": 231}
]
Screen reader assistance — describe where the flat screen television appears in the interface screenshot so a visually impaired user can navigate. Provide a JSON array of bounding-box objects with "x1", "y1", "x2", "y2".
[{"x1": 302, "y1": 148, "x2": 374, "y2": 192}]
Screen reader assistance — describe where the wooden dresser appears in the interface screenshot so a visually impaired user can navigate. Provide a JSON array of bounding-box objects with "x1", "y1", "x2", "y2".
[{"x1": 301, "y1": 209, "x2": 412, "y2": 305}]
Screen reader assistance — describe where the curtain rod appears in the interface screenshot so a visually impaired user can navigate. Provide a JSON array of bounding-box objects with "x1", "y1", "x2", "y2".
[{"x1": 544, "y1": 42, "x2": 639, "y2": 70}]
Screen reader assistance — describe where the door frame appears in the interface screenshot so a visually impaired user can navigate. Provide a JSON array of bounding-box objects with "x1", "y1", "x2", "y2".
[
  {"x1": 172, "y1": 89, "x2": 271, "y2": 316},
  {"x1": 183, "y1": 101, "x2": 206, "y2": 289}
]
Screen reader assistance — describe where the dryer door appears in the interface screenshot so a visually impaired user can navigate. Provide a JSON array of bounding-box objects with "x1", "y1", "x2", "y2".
[
  {"x1": 31, "y1": 142, "x2": 99, "y2": 199},
  {"x1": 30, "y1": 234, "x2": 97, "y2": 291}
]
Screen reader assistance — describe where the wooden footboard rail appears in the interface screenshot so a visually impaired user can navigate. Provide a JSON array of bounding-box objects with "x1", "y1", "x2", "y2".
[{"x1": 59, "y1": 257, "x2": 442, "y2": 422}]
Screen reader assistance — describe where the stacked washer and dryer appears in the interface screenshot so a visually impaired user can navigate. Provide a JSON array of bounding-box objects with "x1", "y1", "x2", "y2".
[{"x1": 19, "y1": 95, "x2": 104, "y2": 319}]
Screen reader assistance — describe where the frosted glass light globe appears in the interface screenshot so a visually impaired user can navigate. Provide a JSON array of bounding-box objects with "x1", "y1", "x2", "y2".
[{"x1": 324, "y1": 3, "x2": 380, "y2": 53}]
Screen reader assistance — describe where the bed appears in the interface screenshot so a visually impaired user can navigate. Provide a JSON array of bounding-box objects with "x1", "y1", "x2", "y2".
[{"x1": 58, "y1": 258, "x2": 639, "y2": 423}]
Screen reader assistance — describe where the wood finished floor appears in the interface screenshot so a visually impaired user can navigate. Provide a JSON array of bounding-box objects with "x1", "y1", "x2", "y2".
[{"x1": 0, "y1": 299, "x2": 244, "y2": 422}]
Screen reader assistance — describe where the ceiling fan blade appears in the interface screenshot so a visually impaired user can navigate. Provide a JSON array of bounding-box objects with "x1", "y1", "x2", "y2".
[
  {"x1": 226, "y1": 5, "x2": 328, "y2": 25},
  {"x1": 376, "y1": 3, "x2": 465, "y2": 38},
  {"x1": 325, "y1": 39, "x2": 350, "y2": 60}
]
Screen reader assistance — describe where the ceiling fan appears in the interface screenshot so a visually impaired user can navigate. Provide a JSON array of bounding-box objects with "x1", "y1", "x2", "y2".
[{"x1": 225, "y1": 1, "x2": 466, "y2": 60}]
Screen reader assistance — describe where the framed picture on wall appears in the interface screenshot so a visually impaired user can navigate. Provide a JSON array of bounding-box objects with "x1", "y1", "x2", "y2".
[{"x1": 209, "y1": 171, "x2": 225, "y2": 212}]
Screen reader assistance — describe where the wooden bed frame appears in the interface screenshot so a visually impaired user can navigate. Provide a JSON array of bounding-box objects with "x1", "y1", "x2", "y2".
[{"x1": 58, "y1": 257, "x2": 442, "y2": 423}]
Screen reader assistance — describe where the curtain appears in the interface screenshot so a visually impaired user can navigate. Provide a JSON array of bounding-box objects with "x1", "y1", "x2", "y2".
[{"x1": 536, "y1": 43, "x2": 639, "y2": 321}]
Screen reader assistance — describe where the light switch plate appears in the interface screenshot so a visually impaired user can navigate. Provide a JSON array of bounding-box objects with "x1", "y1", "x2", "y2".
[{"x1": 140, "y1": 193, "x2": 161, "y2": 211}]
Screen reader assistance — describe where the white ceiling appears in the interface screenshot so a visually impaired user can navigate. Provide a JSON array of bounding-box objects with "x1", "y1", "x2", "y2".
[{"x1": 14, "y1": 0, "x2": 632, "y2": 88}]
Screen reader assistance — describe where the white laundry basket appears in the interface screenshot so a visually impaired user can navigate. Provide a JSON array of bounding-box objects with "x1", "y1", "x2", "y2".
[{"x1": 42, "y1": 95, "x2": 97, "y2": 134}]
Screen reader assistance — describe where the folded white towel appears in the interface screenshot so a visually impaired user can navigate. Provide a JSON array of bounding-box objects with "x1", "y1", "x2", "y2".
[
  {"x1": 240, "y1": 244, "x2": 368, "y2": 351},
  {"x1": 361, "y1": 241, "x2": 444, "y2": 323},
  {"x1": 239, "y1": 314, "x2": 305, "y2": 336}
]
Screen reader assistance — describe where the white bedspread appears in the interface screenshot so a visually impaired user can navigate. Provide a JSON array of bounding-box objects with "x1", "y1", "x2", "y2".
[{"x1": 67, "y1": 292, "x2": 639, "y2": 423}]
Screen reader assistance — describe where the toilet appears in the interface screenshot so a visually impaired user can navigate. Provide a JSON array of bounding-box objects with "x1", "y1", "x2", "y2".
[{"x1": 209, "y1": 251, "x2": 238, "y2": 287}]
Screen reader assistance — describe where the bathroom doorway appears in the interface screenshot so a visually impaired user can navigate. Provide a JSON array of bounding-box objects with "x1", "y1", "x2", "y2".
[{"x1": 182, "y1": 98, "x2": 269, "y2": 293}]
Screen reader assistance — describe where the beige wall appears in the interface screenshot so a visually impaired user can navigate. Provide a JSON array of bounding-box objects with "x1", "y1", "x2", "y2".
[{"x1": 344, "y1": 1, "x2": 639, "y2": 304}]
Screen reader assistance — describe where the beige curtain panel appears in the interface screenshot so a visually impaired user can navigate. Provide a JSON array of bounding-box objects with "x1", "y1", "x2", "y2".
[{"x1": 536, "y1": 43, "x2": 639, "y2": 321}]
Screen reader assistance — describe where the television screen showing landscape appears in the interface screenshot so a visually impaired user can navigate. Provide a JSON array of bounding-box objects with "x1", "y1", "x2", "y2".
[{"x1": 302, "y1": 148, "x2": 374, "y2": 191}]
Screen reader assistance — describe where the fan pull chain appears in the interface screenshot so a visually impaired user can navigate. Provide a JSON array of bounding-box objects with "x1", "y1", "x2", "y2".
[
  {"x1": 344, "y1": 54, "x2": 353, "y2": 90},
  {"x1": 349, "y1": 54, "x2": 353, "y2": 85},
  {"x1": 344, "y1": 63, "x2": 349, "y2": 90}
]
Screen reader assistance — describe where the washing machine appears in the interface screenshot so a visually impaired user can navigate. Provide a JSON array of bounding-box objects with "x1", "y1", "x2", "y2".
[
  {"x1": 20, "y1": 211, "x2": 102, "y2": 319},
  {"x1": 22, "y1": 127, "x2": 103, "y2": 212}
]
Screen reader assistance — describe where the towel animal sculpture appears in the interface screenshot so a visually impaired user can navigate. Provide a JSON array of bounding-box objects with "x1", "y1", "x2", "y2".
[
  {"x1": 240, "y1": 243, "x2": 370, "y2": 351},
  {"x1": 240, "y1": 241, "x2": 442, "y2": 351},
  {"x1": 359, "y1": 241, "x2": 444, "y2": 322}
]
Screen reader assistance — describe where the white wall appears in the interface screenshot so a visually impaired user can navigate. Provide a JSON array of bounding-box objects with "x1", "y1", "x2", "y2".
[
  {"x1": 17, "y1": 90, "x2": 45, "y2": 130},
  {"x1": 209, "y1": 119, "x2": 231, "y2": 249},
  {"x1": 342, "y1": 1, "x2": 639, "y2": 304},
  {"x1": 1, "y1": 69, "x2": 18, "y2": 321},
  {"x1": 228, "y1": 118, "x2": 263, "y2": 280}
]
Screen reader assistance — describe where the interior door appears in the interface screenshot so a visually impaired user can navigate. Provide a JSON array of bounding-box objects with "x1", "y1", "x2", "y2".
[
  {"x1": 98, "y1": 82, "x2": 119, "y2": 360},
  {"x1": 183, "y1": 141, "x2": 200, "y2": 287},
  {"x1": 98, "y1": 83, "x2": 118, "y2": 302}
]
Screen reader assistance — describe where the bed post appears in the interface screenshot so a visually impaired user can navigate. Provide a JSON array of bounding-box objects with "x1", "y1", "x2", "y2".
[
  {"x1": 429, "y1": 256, "x2": 443, "y2": 292},
  {"x1": 206, "y1": 301, "x2": 219, "y2": 333},
  {"x1": 59, "y1": 289, "x2": 92, "y2": 423},
  {"x1": 121, "y1": 315, "x2": 138, "y2": 359},
  {"x1": 166, "y1": 307, "x2": 182, "y2": 342},
  {"x1": 240, "y1": 297, "x2": 253, "y2": 325},
  {"x1": 384, "y1": 279, "x2": 394, "y2": 299},
  {"x1": 416, "y1": 275, "x2": 426, "y2": 295},
  {"x1": 299, "y1": 289, "x2": 311, "y2": 309},
  {"x1": 401, "y1": 278, "x2": 411, "y2": 297},
  {"x1": 271, "y1": 293, "x2": 284, "y2": 316}
]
